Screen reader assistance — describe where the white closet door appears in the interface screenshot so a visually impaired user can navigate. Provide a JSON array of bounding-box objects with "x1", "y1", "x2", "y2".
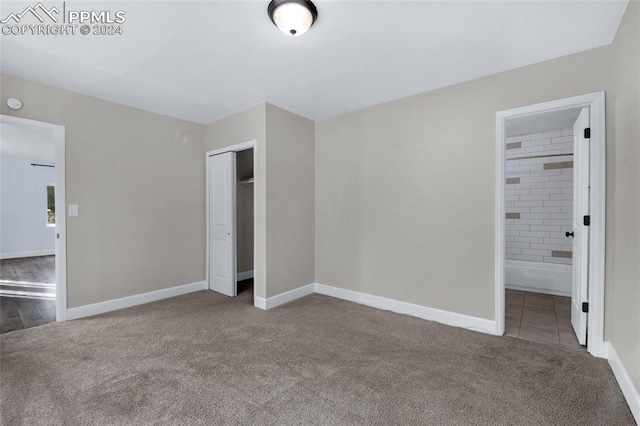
[
  {"x1": 208, "y1": 152, "x2": 237, "y2": 297},
  {"x1": 571, "y1": 107, "x2": 590, "y2": 345}
]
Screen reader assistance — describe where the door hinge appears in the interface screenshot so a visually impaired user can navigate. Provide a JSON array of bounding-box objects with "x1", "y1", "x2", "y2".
[
  {"x1": 583, "y1": 215, "x2": 591, "y2": 226},
  {"x1": 582, "y1": 302, "x2": 589, "y2": 313},
  {"x1": 584, "y1": 128, "x2": 591, "y2": 139}
]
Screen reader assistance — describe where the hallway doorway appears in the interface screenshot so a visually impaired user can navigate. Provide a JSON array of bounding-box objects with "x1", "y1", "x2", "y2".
[{"x1": 0, "y1": 114, "x2": 67, "y2": 325}]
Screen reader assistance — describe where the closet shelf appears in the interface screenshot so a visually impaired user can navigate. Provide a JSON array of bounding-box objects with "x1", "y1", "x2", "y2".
[{"x1": 239, "y1": 177, "x2": 254, "y2": 184}]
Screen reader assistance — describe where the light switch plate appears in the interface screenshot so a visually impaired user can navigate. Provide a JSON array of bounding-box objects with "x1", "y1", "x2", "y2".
[{"x1": 68, "y1": 204, "x2": 79, "y2": 216}]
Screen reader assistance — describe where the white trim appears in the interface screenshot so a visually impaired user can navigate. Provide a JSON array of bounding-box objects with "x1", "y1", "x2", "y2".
[
  {"x1": 237, "y1": 270, "x2": 254, "y2": 281},
  {"x1": 254, "y1": 296, "x2": 267, "y2": 310},
  {"x1": 495, "y1": 92, "x2": 606, "y2": 357},
  {"x1": 66, "y1": 281, "x2": 207, "y2": 320},
  {"x1": 206, "y1": 140, "x2": 259, "y2": 308},
  {"x1": 495, "y1": 107, "x2": 506, "y2": 336},
  {"x1": 315, "y1": 283, "x2": 497, "y2": 335},
  {"x1": 254, "y1": 282, "x2": 498, "y2": 336},
  {"x1": 254, "y1": 283, "x2": 315, "y2": 310},
  {"x1": 0, "y1": 250, "x2": 55, "y2": 260},
  {"x1": 0, "y1": 115, "x2": 67, "y2": 322},
  {"x1": 605, "y1": 342, "x2": 640, "y2": 423},
  {"x1": 505, "y1": 260, "x2": 571, "y2": 297},
  {"x1": 207, "y1": 141, "x2": 255, "y2": 157}
]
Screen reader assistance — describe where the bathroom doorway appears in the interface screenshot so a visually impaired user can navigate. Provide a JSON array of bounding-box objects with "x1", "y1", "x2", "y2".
[{"x1": 495, "y1": 92, "x2": 606, "y2": 357}]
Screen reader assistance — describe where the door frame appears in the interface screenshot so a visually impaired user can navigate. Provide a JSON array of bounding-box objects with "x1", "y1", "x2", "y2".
[
  {"x1": 0, "y1": 114, "x2": 68, "y2": 322},
  {"x1": 206, "y1": 140, "x2": 257, "y2": 305},
  {"x1": 494, "y1": 92, "x2": 606, "y2": 357}
]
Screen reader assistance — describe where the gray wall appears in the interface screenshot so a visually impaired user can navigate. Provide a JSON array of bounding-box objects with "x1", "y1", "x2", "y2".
[
  {"x1": 315, "y1": 45, "x2": 612, "y2": 321},
  {"x1": 236, "y1": 148, "x2": 254, "y2": 274},
  {"x1": 0, "y1": 156, "x2": 56, "y2": 257},
  {"x1": 265, "y1": 104, "x2": 315, "y2": 297},
  {"x1": 0, "y1": 74, "x2": 205, "y2": 308},
  {"x1": 205, "y1": 103, "x2": 315, "y2": 299},
  {"x1": 610, "y1": 0, "x2": 640, "y2": 391}
]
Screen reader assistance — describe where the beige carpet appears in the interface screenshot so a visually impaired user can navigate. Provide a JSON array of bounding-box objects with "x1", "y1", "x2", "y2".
[{"x1": 0, "y1": 290, "x2": 634, "y2": 425}]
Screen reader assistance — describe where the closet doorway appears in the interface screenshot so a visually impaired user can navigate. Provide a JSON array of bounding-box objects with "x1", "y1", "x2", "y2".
[
  {"x1": 206, "y1": 141, "x2": 256, "y2": 305},
  {"x1": 495, "y1": 92, "x2": 606, "y2": 357}
]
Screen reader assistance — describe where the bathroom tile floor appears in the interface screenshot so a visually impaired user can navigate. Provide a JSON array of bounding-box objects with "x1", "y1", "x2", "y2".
[{"x1": 505, "y1": 289, "x2": 586, "y2": 352}]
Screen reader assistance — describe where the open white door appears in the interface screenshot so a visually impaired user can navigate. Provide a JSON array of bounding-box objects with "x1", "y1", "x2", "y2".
[
  {"x1": 208, "y1": 152, "x2": 237, "y2": 297},
  {"x1": 571, "y1": 107, "x2": 590, "y2": 345}
]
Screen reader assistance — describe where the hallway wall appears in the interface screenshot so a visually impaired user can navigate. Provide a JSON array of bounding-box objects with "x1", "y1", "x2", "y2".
[{"x1": 0, "y1": 156, "x2": 55, "y2": 258}]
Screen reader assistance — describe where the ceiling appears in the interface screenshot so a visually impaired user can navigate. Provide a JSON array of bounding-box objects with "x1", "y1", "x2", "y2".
[
  {"x1": 506, "y1": 108, "x2": 583, "y2": 137},
  {"x1": 0, "y1": 123, "x2": 56, "y2": 162},
  {"x1": 0, "y1": 1, "x2": 628, "y2": 124}
]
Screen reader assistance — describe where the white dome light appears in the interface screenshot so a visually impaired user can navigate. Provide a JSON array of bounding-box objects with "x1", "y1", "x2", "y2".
[{"x1": 268, "y1": 0, "x2": 318, "y2": 37}]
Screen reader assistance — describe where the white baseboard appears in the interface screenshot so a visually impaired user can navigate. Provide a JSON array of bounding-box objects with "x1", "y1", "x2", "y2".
[
  {"x1": 254, "y1": 283, "x2": 315, "y2": 310},
  {"x1": 254, "y1": 296, "x2": 267, "y2": 310},
  {"x1": 253, "y1": 283, "x2": 498, "y2": 336},
  {"x1": 605, "y1": 342, "x2": 640, "y2": 424},
  {"x1": 66, "y1": 280, "x2": 207, "y2": 320},
  {"x1": 0, "y1": 249, "x2": 55, "y2": 260},
  {"x1": 314, "y1": 283, "x2": 498, "y2": 336},
  {"x1": 237, "y1": 270, "x2": 254, "y2": 281},
  {"x1": 505, "y1": 260, "x2": 571, "y2": 297}
]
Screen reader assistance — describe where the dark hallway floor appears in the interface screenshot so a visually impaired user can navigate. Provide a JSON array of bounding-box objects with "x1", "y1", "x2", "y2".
[
  {"x1": 0, "y1": 297, "x2": 56, "y2": 333},
  {"x1": 0, "y1": 256, "x2": 56, "y2": 334}
]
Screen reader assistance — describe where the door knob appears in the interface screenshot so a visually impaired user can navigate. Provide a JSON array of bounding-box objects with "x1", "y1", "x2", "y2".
[{"x1": 565, "y1": 231, "x2": 574, "y2": 238}]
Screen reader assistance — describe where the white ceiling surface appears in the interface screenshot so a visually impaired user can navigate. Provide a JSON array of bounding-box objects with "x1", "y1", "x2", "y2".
[
  {"x1": 0, "y1": 1, "x2": 628, "y2": 124},
  {"x1": 0, "y1": 123, "x2": 56, "y2": 162},
  {"x1": 506, "y1": 108, "x2": 583, "y2": 137}
]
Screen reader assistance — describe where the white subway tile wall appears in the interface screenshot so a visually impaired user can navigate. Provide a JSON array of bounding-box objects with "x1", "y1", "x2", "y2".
[{"x1": 505, "y1": 128, "x2": 573, "y2": 265}]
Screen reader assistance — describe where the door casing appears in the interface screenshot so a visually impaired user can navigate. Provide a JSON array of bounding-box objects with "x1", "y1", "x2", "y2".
[{"x1": 494, "y1": 92, "x2": 606, "y2": 357}]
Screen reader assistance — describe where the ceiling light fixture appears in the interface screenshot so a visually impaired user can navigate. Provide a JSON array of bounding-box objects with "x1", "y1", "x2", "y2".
[{"x1": 267, "y1": 0, "x2": 317, "y2": 37}]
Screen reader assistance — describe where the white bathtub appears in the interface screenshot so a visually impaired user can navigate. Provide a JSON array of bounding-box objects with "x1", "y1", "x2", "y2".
[{"x1": 505, "y1": 260, "x2": 571, "y2": 297}]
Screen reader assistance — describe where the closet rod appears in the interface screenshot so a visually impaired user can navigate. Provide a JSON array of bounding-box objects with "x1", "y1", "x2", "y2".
[
  {"x1": 506, "y1": 153, "x2": 573, "y2": 161},
  {"x1": 30, "y1": 163, "x2": 55, "y2": 168}
]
